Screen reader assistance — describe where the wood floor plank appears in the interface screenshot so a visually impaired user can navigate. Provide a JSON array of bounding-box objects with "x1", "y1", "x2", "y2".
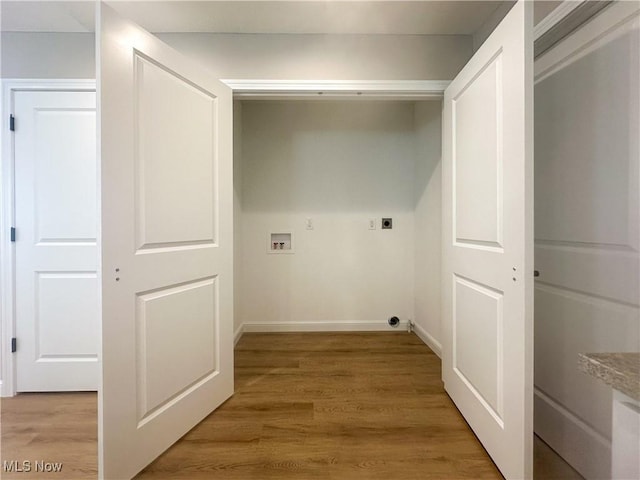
[
  {"x1": 136, "y1": 332, "x2": 503, "y2": 479},
  {"x1": 0, "y1": 332, "x2": 581, "y2": 479},
  {"x1": 0, "y1": 392, "x2": 97, "y2": 479}
]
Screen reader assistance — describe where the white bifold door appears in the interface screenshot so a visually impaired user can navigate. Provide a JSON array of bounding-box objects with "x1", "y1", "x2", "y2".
[
  {"x1": 98, "y1": 3, "x2": 234, "y2": 479},
  {"x1": 441, "y1": 1, "x2": 533, "y2": 479},
  {"x1": 14, "y1": 90, "x2": 99, "y2": 392}
]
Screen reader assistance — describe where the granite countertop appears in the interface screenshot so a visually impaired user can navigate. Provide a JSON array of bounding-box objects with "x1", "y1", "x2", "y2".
[{"x1": 579, "y1": 352, "x2": 640, "y2": 402}]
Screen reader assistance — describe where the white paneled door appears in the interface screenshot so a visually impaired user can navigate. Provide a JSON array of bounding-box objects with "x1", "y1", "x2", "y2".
[
  {"x1": 441, "y1": 1, "x2": 533, "y2": 479},
  {"x1": 14, "y1": 90, "x2": 99, "y2": 392},
  {"x1": 98, "y1": 3, "x2": 234, "y2": 479},
  {"x1": 533, "y1": 3, "x2": 640, "y2": 478}
]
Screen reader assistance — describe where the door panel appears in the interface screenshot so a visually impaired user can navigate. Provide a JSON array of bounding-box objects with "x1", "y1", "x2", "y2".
[
  {"x1": 15, "y1": 90, "x2": 99, "y2": 392},
  {"x1": 99, "y1": 3, "x2": 233, "y2": 478},
  {"x1": 453, "y1": 275, "x2": 503, "y2": 421},
  {"x1": 442, "y1": 1, "x2": 533, "y2": 478},
  {"x1": 453, "y1": 53, "x2": 502, "y2": 249},
  {"x1": 137, "y1": 278, "x2": 218, "y2": 420},
  {"x1": 135, "y1": 54, "x2": 216, "y2": 249}
]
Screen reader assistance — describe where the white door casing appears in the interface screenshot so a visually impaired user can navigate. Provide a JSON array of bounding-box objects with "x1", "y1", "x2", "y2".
[
  {"x1": 14, "y1": 89, "x2": 99, "y2": 392},
  {"x1": 98, "y1": 3, "x2": 234, "y2": 479},
  {"x1": 441, "y1": 1, "x2": 534, "y2": 479}
]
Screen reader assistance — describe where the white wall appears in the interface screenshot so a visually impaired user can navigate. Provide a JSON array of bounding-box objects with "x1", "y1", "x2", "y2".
[
  {"x1": 233, "y1": 101, "x2": 243, "y2": 338},
  {"x1": 0, "y1": 32, "x2": 472, "y2": 80},
  {"x1": 237, "y1": 101, "x2": 425, "y2": 329},
  {"x1": 1, "y1": 33, "x2": 95, "y2": 78},
  {"x1": 413, "y1": 102, "x2": 442, "y2": 355},
  {"x1": 0, "y1": 31, "x2": 472, "y2": 81},
  {"x1": 157, "y1": 33, "x2": 472, "y2": 80},
  {"x1": 472, "y1": 1, "x2": 516, "y2": 52}
]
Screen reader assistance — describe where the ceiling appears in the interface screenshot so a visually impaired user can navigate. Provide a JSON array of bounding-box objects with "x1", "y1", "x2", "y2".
[{"x1": 1, "y1": 1, "x2": 507, "y2": 35}]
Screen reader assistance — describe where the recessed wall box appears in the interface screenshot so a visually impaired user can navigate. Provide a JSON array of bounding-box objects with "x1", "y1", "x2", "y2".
[{"x1": 268, "y1": 232, "x2": 294, "y2": 254}]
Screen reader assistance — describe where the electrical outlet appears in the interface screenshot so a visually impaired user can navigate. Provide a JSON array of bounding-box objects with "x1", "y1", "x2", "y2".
[
  {"x1": 368, "y1": 218, "x2": 376, "y2": 230},
  {"x1": 305, "y1": 217, "x2": 313, "y2": 230},
  {"x1": 382, "y1": 218, "x2": 392, "y2": 229}
]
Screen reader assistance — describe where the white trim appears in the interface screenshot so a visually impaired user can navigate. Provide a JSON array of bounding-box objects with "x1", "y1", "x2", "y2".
[
  {"x1": 535, "y1": 0, "x2": 640, "y2": 82},
  {"x1": 534, "y1": 387, "x2": 611, "y2": 478},
  {"x1": 412, "y1": 322, "x2": 442, "y2": 358},
  {"x1": 241, "y1": 320, "x2": 409, "y2": 333},
  {"x1": 234, "y1": 324, "x2": 244, "y2": 346},
  {"x1": 534, "y1": 387, "x2": 610, "y2": 446},
  {"x1": 221, "y1": 79, "x2": 450, "y2": 100},
  {"x1": 0, "y1": 79, "x2": 96, "y2": 397},
  {"x1": 534, "y1": 0, "x2": 585, "y2": 40},
  {"x1": 237, "y1": 321, "x2": 443, "y2": 357}
]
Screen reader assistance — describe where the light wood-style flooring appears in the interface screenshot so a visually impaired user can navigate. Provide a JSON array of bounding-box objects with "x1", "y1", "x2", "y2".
[
  {"x1": 138, "y1": 332, "x2": 501, "y2": 479},
  {"x1": 1, "y1": 391, "x2": 97, "y2": 479},
  {"x1": 1, "y1": 332, "x2": 583, "y2": 479}
]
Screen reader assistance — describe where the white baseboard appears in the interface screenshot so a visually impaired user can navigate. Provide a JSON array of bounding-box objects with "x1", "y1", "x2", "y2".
[
  {"x1": 236, "y1": 321, "x2": 443, "y2": 359},
  {"x1": 241, "y1": 320, "x2": 409, "y2": 333},
  {"x1": 412, "y1": 322, "x2": 442, "y2": 358},
  {"x1": 234, "y1": 324, "x2": 244, "y2": 346},
  {"x1": 534, "y1": 387, "x2": 611, "y2": 479}
]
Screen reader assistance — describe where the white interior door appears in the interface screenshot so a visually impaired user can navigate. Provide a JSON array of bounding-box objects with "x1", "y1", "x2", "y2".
[
  {"x1": 14, "y1": 89, "x2": 99, "y2": 392},
  {"x1": 533, "y1": 3, "x2": 640, "y2": 478},
  {"x1": 441, "y1": 1, "x2": 533, "y2": 479},
  {"x1": 98, "y1": 3, "x2": 234, "y2": 478}
]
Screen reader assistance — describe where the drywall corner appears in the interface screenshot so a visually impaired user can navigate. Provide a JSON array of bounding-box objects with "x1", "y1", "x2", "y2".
[
  {"x1": 233, "y1": 100, "x2": 243, "y2": 334},
  {"x1": 413, "y1": 101, "x2": 442, "y2": 354}
]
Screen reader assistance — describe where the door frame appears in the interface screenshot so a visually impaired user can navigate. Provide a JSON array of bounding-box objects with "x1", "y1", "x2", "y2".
[
  {"x1": 0, "y1": 79, "x2": 96, "y2": 397},
  {"x1": 221, "y1": 79, "x2": 449, "y2": 100}
]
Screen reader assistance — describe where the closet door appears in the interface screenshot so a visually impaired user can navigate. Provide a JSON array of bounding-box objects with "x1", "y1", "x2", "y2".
[
  {"x1": 441, "y1": 1, "x2": 533, "y2": 479},
  {"x1": 98, "y1": 3, "x2": 233, "y2": 478},
  {"x1": 14, "y1": 89, "x2": 98, "y2": 392}
]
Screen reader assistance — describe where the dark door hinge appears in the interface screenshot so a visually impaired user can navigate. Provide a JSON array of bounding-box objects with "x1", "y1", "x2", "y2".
[
  {"x1": 11, "y1": 337, "x2": 16, "y2": 353},
  {"x1": 10, "y1": 227, "x2": 16, "y2": 242},
  {"x1": 9, "y1": 114, "x2": 15, "y2": 132}
]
